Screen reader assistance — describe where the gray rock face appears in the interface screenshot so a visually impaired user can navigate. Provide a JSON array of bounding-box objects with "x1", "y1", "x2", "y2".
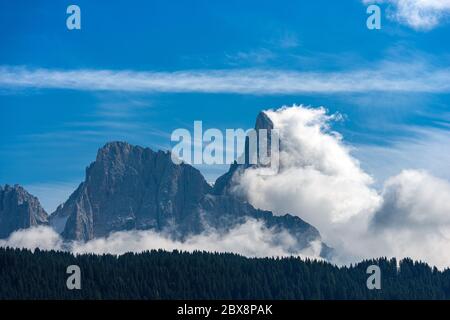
[
  {"x1": 0, "y1": 185, "x2": 48, "y2": 238},
  {"x1": 213, "y1": 110, "x2": 275, "y2": 196},
  {"x1": 199, "y1": 194, "x2": 322, "y2": 251},
  {"x1": 51, "y1": 142, "x2": 211, "y2": 241},
  {"x1": 49, "y1": 140, "x2": 330, "y2": 258}
]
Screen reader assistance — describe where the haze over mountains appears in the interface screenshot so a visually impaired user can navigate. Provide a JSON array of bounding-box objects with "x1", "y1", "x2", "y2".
[
  {"x1": 0, "y1": 111, "x2": 331, "y2": 259},
  {"x1": 3, "y1": 105, "x2": 450, "y2": 269}
]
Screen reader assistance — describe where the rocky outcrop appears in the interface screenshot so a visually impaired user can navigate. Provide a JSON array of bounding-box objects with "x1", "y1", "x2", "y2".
[
  {"x1": 0, "y1": 185, "x2": 48, "y2": 238},
  {"x1": 50, "y1": 142, "x2": 211, "y2": 241},
  {"x1": 213, "y1": 110, "x2": 275, "y2": 196}
]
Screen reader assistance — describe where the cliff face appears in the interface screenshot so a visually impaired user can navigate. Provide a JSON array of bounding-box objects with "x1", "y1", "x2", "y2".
[
  {"x1": 213, "y1": 111, "x2": 275, "y2": 196},
  {"x1": 48, "y1": 140, "x2": 329, "y2": 257},
  {"x1": 50, "y1": 142, "x2": 212, "y2": 241},
  {"x1": 46, "y1": 110, "x2": 331, "y2": 258},
  {"x1": 0, "y1": 185, "x2": 48, "y2": 238}
]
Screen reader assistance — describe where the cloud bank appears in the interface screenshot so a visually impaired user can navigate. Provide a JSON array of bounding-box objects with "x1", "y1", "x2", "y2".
[
  {"x1": 233, "y1": 105, "x2": 450, "y2": 269},
  {"x1": 2, "y1": 62, "x2": 450, "y2": 94},
  {"x1": 0, "y1": 225, "x2": 64, "y2": 252},
  {"x1": 0, "y1": 219, "x2": 322, "y2": 260},
  {"x1": 364, "y1": 0, "x2": 450, "y2": 30},
  {"x1": 373, "y1": 170, "x2": 450, "y2": 229},
  {"x1": 361, "y1": 170, "x2": 450, "y2": 269}
]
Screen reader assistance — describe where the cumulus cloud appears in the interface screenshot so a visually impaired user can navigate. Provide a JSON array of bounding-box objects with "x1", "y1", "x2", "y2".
[
  {"x1": 364, "y1": 0, "x2": 450, "y2": 30},
  {"x1": 0, "y1": 226, "x2": 63, "y2": 251},
  {"x1": 0, "y1": 219, "x2": 322, "y2": 260},
  {"x1": 233, "y1": 105, "x2": 450, "y2": 269},
  {"x1": 373, "y1": 170, "x2": 450, "y2": 229},
  {"x1": 309, "y1": 169, "x2": 450, "y2": 269},
  {"x1": 355, "y1": 170, "x2": 450, "y2": 269},
  {"x1": 234, "y1": 105, "x2": 382, "y2": 236},
  {"x1": 2, "y1": 62, "x2": 450, "y2": 94}
]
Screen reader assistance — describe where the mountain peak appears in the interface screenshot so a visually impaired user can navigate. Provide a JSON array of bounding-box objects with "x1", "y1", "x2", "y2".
[
  {"x1": 96, "y1": 141, "x2": 143, "y2": 161},
  {"x1": 255, "y1": 111, "x2": 274, "y2": 131},
  {"x1": 214, "y1": 110, "x2": 276, "y2": 194},
  {"x1": 95, "y1": 141, "x2": 173, "y2": 164},
  {"x1": 52, "y1": 141, "x2": 211, "y2": 241},
  {"x1": 0, "y1": 184, "x2": 48, "y2": 238},
  {"x1": 101, "y1": 140, "x2": 133, "y2": 151}
]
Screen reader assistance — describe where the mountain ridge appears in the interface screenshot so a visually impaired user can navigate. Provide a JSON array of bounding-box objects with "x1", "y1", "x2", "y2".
[
  {"x1": 48, "y1": 140, "x2": 330, "y2": 258},
  {"x1": 0, "y1": 184, "x2": 48, "y2": 238},
  {"x1": 0, "y1": 111, "x2": 333, "y2": 259}
]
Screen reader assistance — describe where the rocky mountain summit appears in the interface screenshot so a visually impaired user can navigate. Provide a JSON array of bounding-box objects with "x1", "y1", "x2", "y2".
[
  {"x1": 0, "y1": 111, "x2": 332, "y2": 258},
  {"x1": 49, "y1": 141, "x2": 329, "y2": 256},
  {"x1": 50, "y1": 142, "x2": 212, "y2": 241},
  {"x1": 0, "y1": 185, "x2": 48, "y2": 238},
  {"x1": 213, "y1": 111, "x2": 275, "y2": 196}
]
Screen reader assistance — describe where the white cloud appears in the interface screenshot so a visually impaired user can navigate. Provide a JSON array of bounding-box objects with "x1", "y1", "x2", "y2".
[
  {"x1": 232, "y1": 105, "x2": 450, "y2": 269},
  {"x1": 0, "y1": 226, "x2": 63, "y2": 251},
  {"x1": 373, "y1": 170, "x2": 450, "y2": 229},
  {"x1": 233, "y1": 105, "x2": 382, "y2": 236},
  {"x1": 225, "y1": 49, "x2": 276, "y2": 65},
  {"x1": 72, "y1": 219, "x2": 322, "y2": 258},
  {"x1": 0, "y1": 219, "x2": 322, "y2": 260},
  {"x1": 1, "y1": 62, "x2": 450, "y2": 94},
  {"x1": 360, "y1": 170, "x2": 450, "y2": 269},
  {"x1": 364, "y1": 0, "x2": 450, "y2": 30}
]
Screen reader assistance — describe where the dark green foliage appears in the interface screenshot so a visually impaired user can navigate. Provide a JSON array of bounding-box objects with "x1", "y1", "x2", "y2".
[{"x1": 0, "y1": 247, "x2": 449, "y2": 300}]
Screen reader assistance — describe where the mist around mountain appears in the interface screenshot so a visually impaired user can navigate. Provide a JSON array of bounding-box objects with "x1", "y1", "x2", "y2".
[{"x1": 0, "y1": 110, "x2": 331, "y2": 260}]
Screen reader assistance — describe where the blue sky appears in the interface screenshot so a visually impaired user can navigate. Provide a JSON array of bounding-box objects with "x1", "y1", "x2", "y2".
[{"x1": 1, "y1": 0, "x2": 450, "y2": 212}]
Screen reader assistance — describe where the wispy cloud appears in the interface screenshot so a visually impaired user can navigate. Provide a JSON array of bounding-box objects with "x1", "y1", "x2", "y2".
[
  {"x1": 276, "y1": 32, "x2": 300, "y2": 49},
  {"x1": 364, "y1": 0, "x2": 450, "y2": 30},
  {"x1": 354, "y1": 126, "x2": 450, "y2": 183},
  {"x1": 225, "y1": 49, "x2": 276, "y2": 66},
  {"x1": 20, "y1": 95, "x2": 161, "y2": 146},
  {"x1": 1, "y1": 62, "x2": 450, "y2": 94}
]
